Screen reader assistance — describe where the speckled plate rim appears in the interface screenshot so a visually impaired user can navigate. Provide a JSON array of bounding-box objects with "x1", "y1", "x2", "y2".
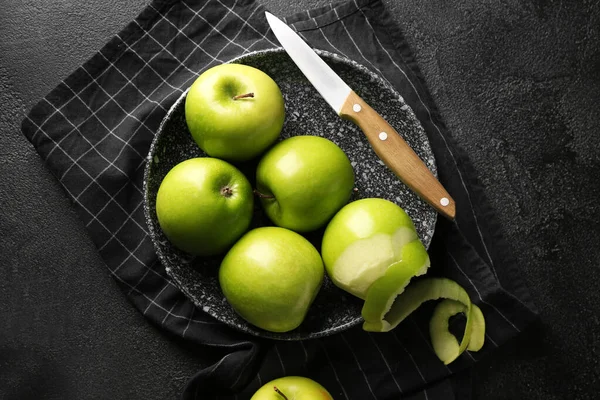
[{"x1": 142, "y1": 48, "x2": 438, "y2": 340}]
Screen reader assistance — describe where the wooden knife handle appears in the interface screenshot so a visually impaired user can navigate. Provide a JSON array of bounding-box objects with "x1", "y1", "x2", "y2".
[{"x1": 339, "y1": 91, "x2": 456, "y2": 220}]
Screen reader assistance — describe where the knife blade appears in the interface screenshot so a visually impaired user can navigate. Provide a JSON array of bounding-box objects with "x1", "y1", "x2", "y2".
[{"x1": 265, "y1": 12, "x2": 456, "y2": 220}]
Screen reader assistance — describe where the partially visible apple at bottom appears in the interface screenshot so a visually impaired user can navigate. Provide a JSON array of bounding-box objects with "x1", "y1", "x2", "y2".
[{"x1": 250, "y1": 376, "x2": 333, "y2": 400}]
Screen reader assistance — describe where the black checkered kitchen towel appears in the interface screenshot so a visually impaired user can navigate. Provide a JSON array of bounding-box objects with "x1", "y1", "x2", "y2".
[{"x1": 21, "y1": 0, "x2": 538, "y2": 398}]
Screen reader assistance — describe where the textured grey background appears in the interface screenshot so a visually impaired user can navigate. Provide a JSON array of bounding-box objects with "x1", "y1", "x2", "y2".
[{"x1": 1, "y1": 0, "x2": 599, "y2": 399}]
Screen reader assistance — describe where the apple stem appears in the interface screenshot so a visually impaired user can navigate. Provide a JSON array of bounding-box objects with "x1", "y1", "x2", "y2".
[
  {"x1": 232, "y1": 92, "x2": 254, "y2": 100},
  {"x1": 220, "y1": 186, "x2": 234, "y2": 197},
  {"x1": 253, "y1": 189, "x2": 274, "y2": 199},
  {"x1": 273, "y1": 386, "x2": 289, "y2": 400}
]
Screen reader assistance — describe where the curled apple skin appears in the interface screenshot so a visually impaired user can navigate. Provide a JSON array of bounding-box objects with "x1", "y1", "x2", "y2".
[
  {"x1": 430, "y1": 299, "x2": 486, "y2": 358},
  {"x1": 363, "y1": 277, "x2": 481, "y2": 365},
  {"x1": 360, "y1": 239, "x2": 430, "y2": 323}
]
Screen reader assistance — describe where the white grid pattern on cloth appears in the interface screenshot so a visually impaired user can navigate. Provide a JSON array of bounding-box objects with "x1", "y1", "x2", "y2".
[
  {"x1": 340, "y1": 333, "x2": 377, "y2": 399},
  {"x1": 24, "y1": 0, "x2": 278, "y2": 334},
  {"x1": 318, "y1": 339, "x2": 351, "y2": 400},
  {"x1": 273, "y1": 344, "x2": 287, "y2": 376},
  {"x1": 20, "y1": 0, "x2": 537, "y2": 398},
  {"x1": 366, "y1": 332, "x2": 405, "y2": 394}
]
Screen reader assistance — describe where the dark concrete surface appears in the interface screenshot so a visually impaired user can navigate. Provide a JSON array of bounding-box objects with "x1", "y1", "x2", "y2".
[{"x1": 1, "y1": 0, "x2": 599, "y2": 399}]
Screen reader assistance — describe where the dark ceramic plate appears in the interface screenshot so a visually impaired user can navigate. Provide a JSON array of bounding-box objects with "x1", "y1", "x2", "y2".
[{"x1": 143, "y1": 48, "x2": 437, "y2": 340}]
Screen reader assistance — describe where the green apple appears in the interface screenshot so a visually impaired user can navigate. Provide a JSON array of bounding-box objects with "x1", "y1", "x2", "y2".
[
  {"x1": 255, "y1": 135, "x2": 355, "y2": 232},
  {"x1": 320, "y1": 198, "x2": 428, "y2": 299},
  {"x1": 250, "y1": 376, "x2": 333, "y2": 400},
  {"x1": 155, "y1": 157, "x2": 253, "y2": 256},
  {"x1": 185, "y1": 63, "x2": 285, "y2": 162},
  {"x1": 219, "y1": 227, "x2": 324, "y2": 332}
]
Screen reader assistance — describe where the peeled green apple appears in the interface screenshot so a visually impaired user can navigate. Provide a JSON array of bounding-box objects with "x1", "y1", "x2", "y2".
[
  {"x1": 219, "y1": 227, "x2": 324, "y2": 332},
  {"x1": 320, "y1": 198, "x2": 428, "y2": 299},
  {"x1": 185, "y1": 63, "x2": 285, "y2": 162},
  {"x1": 155, "y1": 157, "x2": 253, "y2": 256},
  {"x1": 321, "y1": 199, "x2": 486, "y2": 365},
  {"x1": 250, "y1": 376, "x2": 333, "y2": 400},
  {"x1": 255, "y1": 135, "x2": 355, "y2": 232}
]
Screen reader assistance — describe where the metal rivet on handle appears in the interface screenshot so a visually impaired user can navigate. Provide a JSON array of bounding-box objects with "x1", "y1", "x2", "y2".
[
  {"x1": 440, "y1": 197, "x2": 450, "y2": 206},
  {"x1": 353, "y1": 104, "x2": 361, "y2": 112},
  {"x1": 378, "y1": 132, "x2": 388, "y2": 141}
]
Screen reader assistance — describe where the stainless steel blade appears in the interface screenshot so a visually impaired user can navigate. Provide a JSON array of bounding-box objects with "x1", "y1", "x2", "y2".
[{"x1": 265, "y1": 12, "x2": 351, "y2": 114}]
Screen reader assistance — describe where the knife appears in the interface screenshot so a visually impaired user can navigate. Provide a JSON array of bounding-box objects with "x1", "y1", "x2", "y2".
[{"x1": 265, "y1": 12, "x2": 456, "y2": 220}]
